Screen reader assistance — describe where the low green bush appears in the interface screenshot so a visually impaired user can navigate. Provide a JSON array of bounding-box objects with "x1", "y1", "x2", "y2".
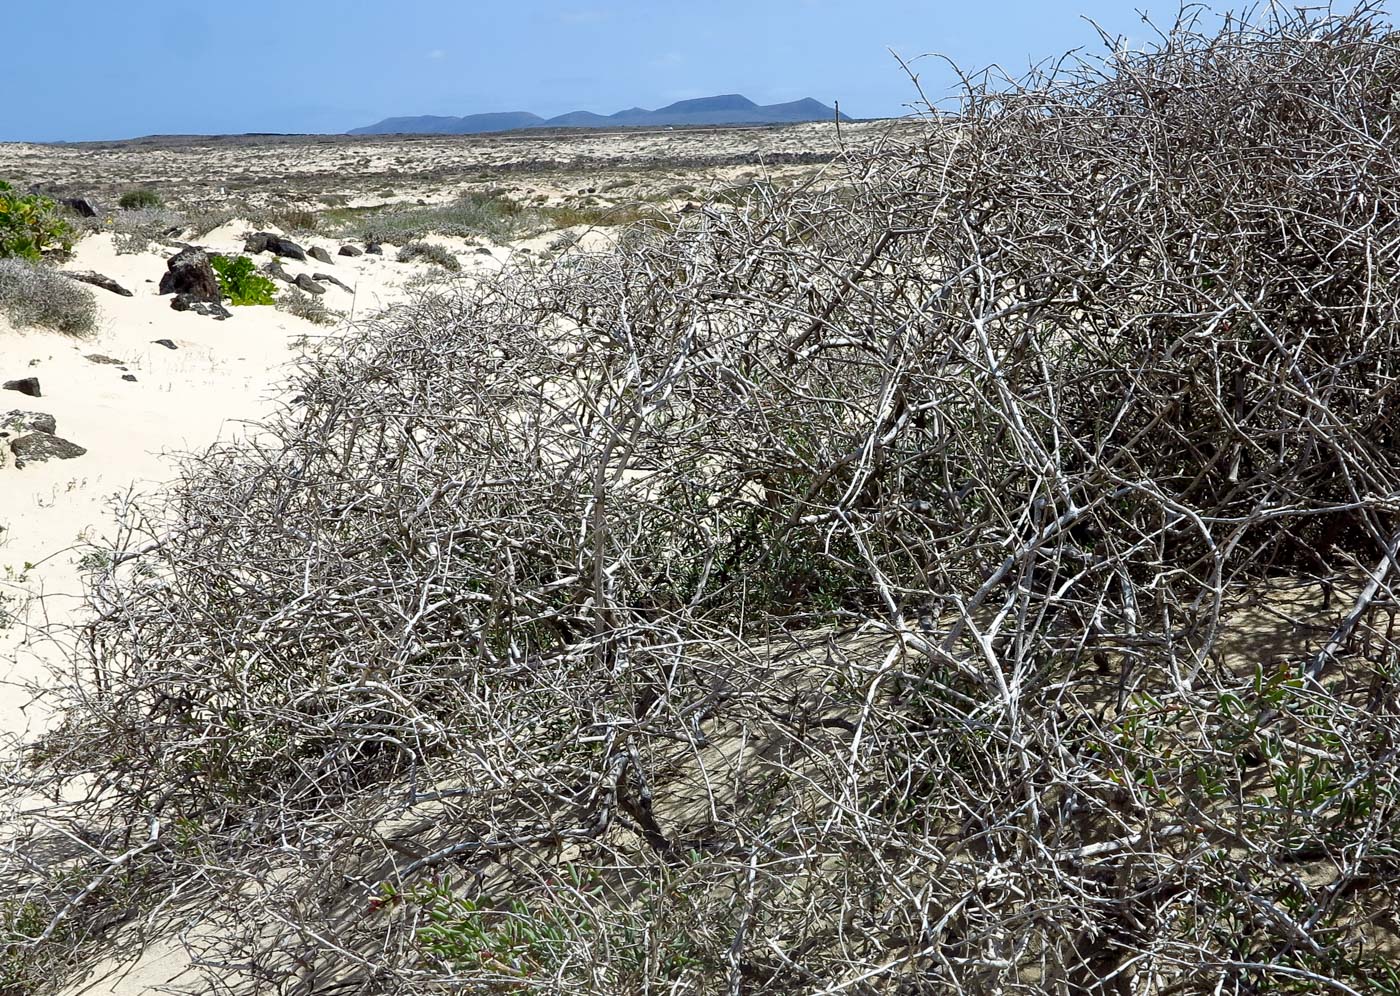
[
  {"x1": 210, "y1": 254, "x2": 277, "y2": 306},
  {"x1": 117, "y1": 189, "x2": 162, "y2": 210},
  {"x1": 0, "y1": 259, "x2": 97, "y2": 335},
  {"x1": 0, "y1": 182, "x2": 72, "y2": 261}
]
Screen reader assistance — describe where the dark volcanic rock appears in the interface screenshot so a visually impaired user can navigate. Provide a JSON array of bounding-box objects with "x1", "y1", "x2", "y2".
[
  {"x1": 171, "y1": 294, "x2": 231, "y2": 320},
  {"x1": 262, "y1": 259, "x2": 293, "y2": 283},
  {"x1": 122, "y1": 374, "x2": 138, "y2": 382},
  {"x1": 59, "y1": 196, "x2": 100, "y2": 218},
  {"x1": 85, "y1": 354, "x2": 124, "y2": 365},
  {"x1": 153, "y1": 338, "x2": 178, "y2": 350},
  {"x1": 246, "y1": 232, "x2": 306, "y2": 261},
  {"x1": 10, "y1": 432, "x2": 86, "y2": 467},
  {"x1": 64, "y1": 270, "x2": 134, "y2": 297},
  {"x1": 294, "y1": 274, "x2": 327, "y2": 296},
  {"x1": 1, "y1": 411, "x2": 56, "y2": 437},
  {"x1": 159, "y1": 247, "x2": 221, "y2": 302},
  {"x1": 308, "y1": 246, "x2": 333, "y2": 264},
  {"x1": 313, "y1": 272, "x2": 351, "y2": 292},
  {"x1": 338, "y1": 244, "x2": 363, "y2": 257},
  {"x1": 3, "y1": 377, "x2": 41, "y2": 398},
  {"x1": 366, "y1": 242, "x2": 384, "y2": 256}
]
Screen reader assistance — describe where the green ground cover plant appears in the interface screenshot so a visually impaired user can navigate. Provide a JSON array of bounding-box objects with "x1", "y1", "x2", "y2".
[{"x1": 210, "y1": 253, "x2": 277, "y2": 305}]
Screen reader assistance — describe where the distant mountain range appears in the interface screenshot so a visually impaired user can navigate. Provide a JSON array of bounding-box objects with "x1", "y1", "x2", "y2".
[{"x1": 349, "y1": 94, "x2": 848, "y2": 136}]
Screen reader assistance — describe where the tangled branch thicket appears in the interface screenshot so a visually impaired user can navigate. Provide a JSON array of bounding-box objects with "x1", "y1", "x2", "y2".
[{"x1": 6, "y1": 6, "x2": 1400, "y2": 994}]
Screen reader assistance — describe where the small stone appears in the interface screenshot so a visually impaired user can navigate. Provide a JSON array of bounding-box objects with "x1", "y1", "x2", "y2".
[
  {"x1": 313, "y1": 272, "x2": 352, "y2": 292},
  {"x1": 262, "y1": 259, "x2": 293, "y2": 284},
  {"x1": 366, "y1": 242, "x2": 384, "y2": 255},
  {"x1": 64, "y1": 271, "x2": 134, "y2": 297},
  {"x1": 475, "y1": 247, "x2": 493, "y2": 255},
  {"x1": 3, "y1": 377, "x2": 41, "y2": 398},
  {"x1": 122, "y1": 374, "x2": 138, "y2": 382},
  {"x1": 294, "y1": 274, "x2": 327, "y2": 296},
  {"x1": 338, "y1": 245, "x2": 364, "y2": 257},
  {"x1": 85, "y1": 354, "x2": 124, "y2": 365},
  {"x1": 153, "y1": 339, "x2": 178, "y2": 350},
  {"x1": 308, "y1": 246, "x2": 333, "y2": 264}
]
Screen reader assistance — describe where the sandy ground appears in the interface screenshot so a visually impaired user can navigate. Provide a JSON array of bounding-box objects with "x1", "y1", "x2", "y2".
[{"x1": 0, "y1": 225, "x2": 527, "y2": 744}]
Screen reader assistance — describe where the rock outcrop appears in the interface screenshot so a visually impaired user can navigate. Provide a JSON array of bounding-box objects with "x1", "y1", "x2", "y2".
[
  {"x1": 245, "y1": 232, "x2": 308, "y2": 261},
  {"x1": 3, "y1": 378, "x2": 41, "y2": 398},
  {"x1": 171, "y1": 294, "x2": 231, "y2": 320},
  {"x1": 1, "y1": 410, "x2": 85, "y2": 469},
  {"x1": 159, "y1": 247, "x2": 221, "y2": 302}
]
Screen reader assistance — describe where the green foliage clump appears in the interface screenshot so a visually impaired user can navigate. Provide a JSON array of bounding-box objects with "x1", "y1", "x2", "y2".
[
  {"x1": 117, "y1": 189, "x2": 162, "y2": 210},
  {"x1": 210, "y1": 254, "x2": 277, "y2": 306},
  {"x1": 0, "y1": 181, "x2": 72, "y2": 261}
]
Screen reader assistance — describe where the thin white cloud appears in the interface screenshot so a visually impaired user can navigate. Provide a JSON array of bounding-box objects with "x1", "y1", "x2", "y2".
[{"x1": 427, "y1": 49, "x2": 447, "y2": 61}]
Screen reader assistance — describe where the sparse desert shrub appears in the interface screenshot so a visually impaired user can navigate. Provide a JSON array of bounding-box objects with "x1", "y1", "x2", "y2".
[
  {"x1": 543, "y1": 201, "x2": 658, "y2": 230},
  {"x1": 396, "y1": 240, "x2": 460, "y2": 270},
  {"x1": 109, "y1": 206, "x2": 185, "y2": 254},
  {"x1": 0, "y1": 259, "x2": 97, "y2": 334},
  {"x1": 262, "y1": 207, "x2": 321, "y2": 234},
  {"x1": 117, "y1": 189, "x2": 162, "y2": 210},
  {"x1": 11, "y1": 6, "x2": 1400, "y2": 996},
  {"x1": 356, "y1": 192, "x2": 532, "y2": 243},
  {"x1": 0, "y1": 181, "x2": 72, "y2": 260},
  {"x1": 277, "y1": 287, "x2": 335, "y2": 325},
  {"x1": 210, "y1": 253, "x2": 277, "y2": 306}
]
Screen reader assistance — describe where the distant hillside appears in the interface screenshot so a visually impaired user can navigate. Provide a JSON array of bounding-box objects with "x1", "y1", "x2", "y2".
[{"x1": 349, "y1": 94, "x2": 848, "y2": 136}]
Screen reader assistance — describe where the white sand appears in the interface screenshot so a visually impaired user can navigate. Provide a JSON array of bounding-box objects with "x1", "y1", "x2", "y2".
[{"x1": 0, "y1": 227, "x2": 481, "y2": 741}]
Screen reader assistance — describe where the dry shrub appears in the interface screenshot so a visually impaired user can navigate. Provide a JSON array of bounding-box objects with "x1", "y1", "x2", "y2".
[
  {"x1": 6, "y1": 6, "x2": 1400, "y2": 995},
  {"x1": 277, "y1": 286, "x2": 337, "y2": 326},
  {"x1": 396, "y1": 240, "x2": 460, "y2": 270},
  {"x1": 0, "y1": 260, "x2": 97, "y2": 335}
]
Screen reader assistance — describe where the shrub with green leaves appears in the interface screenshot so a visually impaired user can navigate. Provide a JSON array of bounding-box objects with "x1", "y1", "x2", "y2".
[
  {"x1": 117, "y1": 189, "x2": 162, "y2": 211},
  {"x1": 210, "y1": 254, "x2": 277, "y2": 306},
  {"x1": 0, "y1": 181, "x2": 72, "y2": 261}
]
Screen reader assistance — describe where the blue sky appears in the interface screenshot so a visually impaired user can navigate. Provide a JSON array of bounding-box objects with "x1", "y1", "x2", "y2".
[{"x1": 7, "y1": 2, "x2": 1233, "y2": 141}]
